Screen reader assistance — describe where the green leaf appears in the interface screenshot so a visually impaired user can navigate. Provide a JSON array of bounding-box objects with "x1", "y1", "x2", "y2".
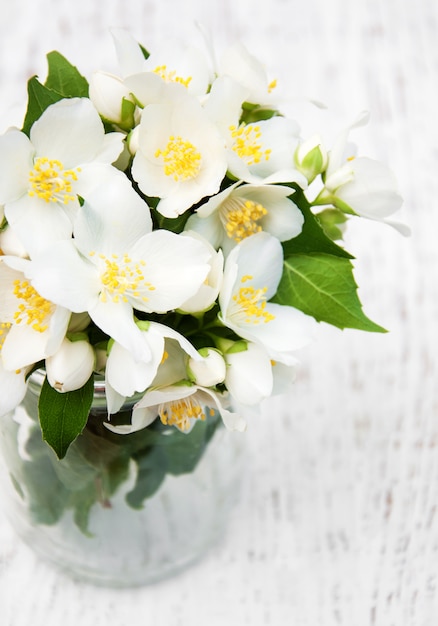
[
  {"x1": 38, "y1": 375, "x2": 95, "y2": 459},
  {"x1": 273, "y1": 253, "x2": 386, "y2": 332},
  {"x1": 44, "y1": 50, "x2": 89, "y2": 98},
  {"x1": 316, "y1": 208, "x2": 348, "y2": 241},
  {"x1": 21, "y1": 77, "x2": 64, "y2": 136},
  {"x1": 283, "y1": 189, "x2": 353, "y2": 259}
]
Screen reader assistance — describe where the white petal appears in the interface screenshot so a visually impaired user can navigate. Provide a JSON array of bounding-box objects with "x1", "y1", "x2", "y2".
[
  {"x1": 5, "y1": 194, "x2": 76, "y2": 257},
  {"x1": 30, "y1": 241, "x2": 99, "y2": 312},
  {"x1": 105, "y1": 381, "x2": 127, "y2": 416},
  {"x1": 111, "y1": 28, "x2": 147, "y2": 77},
  {"x1": 45, "y1": 306, "x2": 71, "y2": 355},
  {"x1": 0, "y1": 129, "x2": 34, "y2": 203},
  {"x1": 30, "y1": 98, "x2": 106, "y2": 167},
  {"x1": 149, "y1": 322, "x2": 200, "y2": 360},
  {"x1": 106, "y1": 333, "x2": 164, "y2": 397},
  {"x1": 93, "y1": 132, "x2": 125, "y2": 164},
  {"x1": 0, "y1": 365, "x2": 27, "y2": 416},
  {"x1": 90, "y1": 299, "x2": 151, "y2": 362},
  {"x1": 73, "y1": 173, "x2": 152, "y2": 257},
  {"x1": 225, "y1": 343, "x2": 273, "y2": 405},
  {"x1": 128, "y1": 230, "x2": 210, "y2": 313},
  {"x1": 230, "y1": 232, "x2": 284, "y2": 300},
  {"x1": 235, "y1": 302, "x2": 317, "y2": 362},
  {"x1": 184, "y1": 211, "x2": 224, "y2": 249},
  {"x1": 2, "y1": 324, "x2": 49, "y2": 370}
]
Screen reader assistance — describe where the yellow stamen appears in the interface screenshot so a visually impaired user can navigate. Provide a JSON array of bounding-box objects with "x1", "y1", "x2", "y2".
[
  {"x1": 232, "y1": 277, "x2": 275, "y2": 325},
  {"x1": 153, "y1": 65, "x2": 192, "y2": 88},
  {"x1": 229, "y1": 123, "x2": 271, "y2": 166},
  {"x1": 28, "y1": 157, "x2": 79, "y2": 204},
  {"x1": 220, "y1": 197, "x2": 268, "y2": 242},
  {"x1": 11, "y1": 280, "x2": 52, "y2": 333},
  {"x1": 98, "y1": 253, "x2": 155, "y2": 304},
  {"x1": 160, "y1": 350, "x2": 169, "y2": 365},
  {"x1": 268, "y1": 79, "x2": 277, "y2": 93},
  {"x1": 155, "y1": 135, "x2": 202, "y2": 181},
  {"x1": 158, "y1": 396, "x2": 206, "y2": 431}
]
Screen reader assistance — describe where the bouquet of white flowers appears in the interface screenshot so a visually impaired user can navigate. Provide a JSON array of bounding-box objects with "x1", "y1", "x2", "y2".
[{"x1": 0, "y1": 30, "x2": 404, "y2": 540}]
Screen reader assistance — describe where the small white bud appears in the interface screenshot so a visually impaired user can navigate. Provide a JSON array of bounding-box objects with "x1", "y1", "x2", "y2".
[
  {"x1": 188, "y1": 348, "x2": 226, "y2": 387},
  {"x1": 0, "y1": 225, "x2": 28, "y2": 257},
  {"x1": 295, "y1": 134, "x2": 328, "y2": 183},
  {"x1": 89, "y1": 71, "x2": 135, "y2": 129},
  {"x1": 46, "y1": 339, "x2": 95, "y2": 393}
]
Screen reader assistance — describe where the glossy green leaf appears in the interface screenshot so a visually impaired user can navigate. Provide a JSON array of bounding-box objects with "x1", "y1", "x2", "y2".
[
  {"x1": 38, "y1": 375, "x2": 95, "y2": 459},
  {"x1": 273, "y1": 253, "x2": 386, "y2": 332},
  {"x1": 44, "y1": 50, "x2": 89, "y2": 97}
]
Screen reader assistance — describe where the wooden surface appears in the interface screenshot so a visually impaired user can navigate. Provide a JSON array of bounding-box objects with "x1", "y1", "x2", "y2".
[{"x1": 0, "y1": 0, "x2": 437, "y2": 624}]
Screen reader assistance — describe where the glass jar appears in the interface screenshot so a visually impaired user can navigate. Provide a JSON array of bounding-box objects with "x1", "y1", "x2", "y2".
[{"x1": 0, "y1": 371, "x2": 245, "y2": 587}]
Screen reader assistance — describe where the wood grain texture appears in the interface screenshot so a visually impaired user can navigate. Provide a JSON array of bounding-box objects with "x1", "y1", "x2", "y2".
[{"x1": 0, "y1": 0, "x2": 437, "y2": 624}]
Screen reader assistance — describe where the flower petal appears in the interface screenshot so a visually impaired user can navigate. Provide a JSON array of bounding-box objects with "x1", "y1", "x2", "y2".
[
  {"x1": 73, "y1": 173, "x2": 152, "y2": 257},
  {"x1": 0, "y1": 129, "x2": 34, "y2": 203},
  {"x1": 30, "y1": 98, "x2": 108, "y2": 167},
  {"x1": 0, "y1": 365, "x2": 27, "y2": 416},
  {"x1": 90, "y1": 298, "x2": 152, "y2": 362},
  {"x1": 5, "y1": 194, "x2": 77, "y2": 257},
  {"x1": 225, "y1": 342, "x2": 273, "y2": 405}
]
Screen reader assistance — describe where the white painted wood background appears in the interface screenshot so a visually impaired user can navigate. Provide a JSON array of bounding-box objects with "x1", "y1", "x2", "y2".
[{"x1": 0, "y1": 0, "x2": 437, "y2": 624}]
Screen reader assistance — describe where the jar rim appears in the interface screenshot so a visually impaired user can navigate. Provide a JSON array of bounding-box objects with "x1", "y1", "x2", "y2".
[{"x1": 27, "y1": 369, "x2": 144, "y2": 410}]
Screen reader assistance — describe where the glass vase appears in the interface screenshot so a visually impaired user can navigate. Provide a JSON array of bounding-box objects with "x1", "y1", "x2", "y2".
[{"x1": 0, "y1": 371, "x2": 245, "y2": 587}]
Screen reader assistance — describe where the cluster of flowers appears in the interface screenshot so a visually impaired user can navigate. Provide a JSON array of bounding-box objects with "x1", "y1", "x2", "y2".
[{"x1": 0, "y1": 30, "x2": 403, "y2": 449}]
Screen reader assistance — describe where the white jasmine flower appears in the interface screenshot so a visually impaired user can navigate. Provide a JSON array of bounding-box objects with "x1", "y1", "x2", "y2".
[
  {"x1": 218, "y1": 42, "x2": 280, "y2": 105},
  {"x1": 0, "y1": 98, "x2": 125, "y2": 256},
  {"x1": 0, "y1": 258, "x2": 70, "y2": 371},
  {"x1": 219, "y1": 232, "x2": 316, "y2": 365},
  {"x1": 46, "y1": 338, "x2": 95, "y2": 393},
  {"x1": 131, "y1": 88, "x2": 228, "y2": 218},
  {"x1": 323, "y1": 156, "x2": 404, "y2": 221},
  {"x1": 223, "y1": 340, "x2": 298, "y2": 406},
  {"x1": 29, "y1": 175, "x2": 211, "y2": 362},
  {"x1": 315, "y1": 111, "x2": 405, "y2": 230},
  {"x1": 106, "y1": 383, "x2": 246, "y2": 434},
  {"x1": 139, "y1": 41, "x2": 212, "y2": 98},
  {"x1": 185, "y1": 181, "x2": 304, "y2": 253},
  {"x1": 205, "y1": 77, "x2": 307, "y2": 187},
  {"x1": 105, "y1": 321, "x2": 201, "y2": 414}
]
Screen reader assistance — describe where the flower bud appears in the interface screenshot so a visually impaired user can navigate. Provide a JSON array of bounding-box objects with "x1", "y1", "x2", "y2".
[
  {"x1": 127, "y1": 125, "x2": 140, "y2": 156},
  {"x1": 89, "y1": 71, "x2": 136, "y2": 130},
  {"x1": 0, "y1": 225, "x2": 28, "y2": 257},
  {"x1": 295, "y1": 135, "x2": 328, "y2": 183},
  {"x1": 46, "y1": 338, "x2": 95, "y2": 393},
  {"x1": 188, "y1": 348, "x2": 226, "y2": 387}
]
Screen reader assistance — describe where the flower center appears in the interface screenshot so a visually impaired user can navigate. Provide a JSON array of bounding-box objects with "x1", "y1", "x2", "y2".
[
  {"x1": 28, "y1": 157, "x2": 80, "y2": 204},
  {"x1": 153, "y1": 65, "x2": 192, "y2": 88},
  {"x1": 232, "y1": 275, "x2": 275, "y2": 325},
  {"x1": 155, "y1": 136, "x2": 202, "y2": 181},
  {"x1": 229, "y1": 124, "x2": 272, "y2": 166},
  {"x1": 158, "y1": 395, "x2": 206, "y2": 431},
  {"x1": 12, "y1": 280, "x2": 52, "y2": 332},
  {"x1": 95, "y1": 253, "x2": 156, "y2": 304},
  {"x1": 220, "y1": 197, "x2": 268, "y2": 242}
]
